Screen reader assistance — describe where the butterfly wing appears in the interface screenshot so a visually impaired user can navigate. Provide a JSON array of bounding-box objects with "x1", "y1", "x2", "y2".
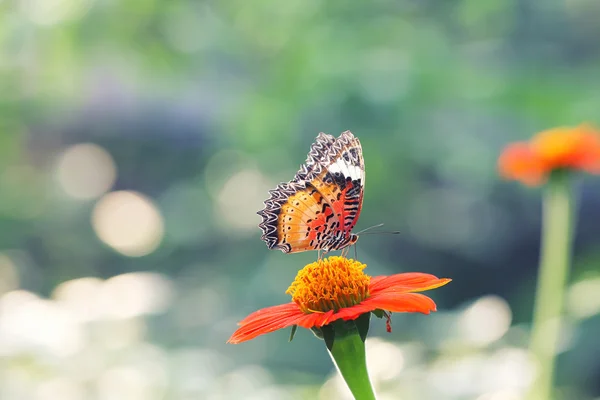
[
  {"x1": 308, "y1": 131, "x2": 365, "y2": 239},
  {"x1": 258, "y1": 133, "x2": 338, "y2": 253},
  {"x1": 258, "y1": 181, "x2": 339, "y2": 253},
  {"x1": 258, "y1": 131, "x2": 365, "y2": 253}
]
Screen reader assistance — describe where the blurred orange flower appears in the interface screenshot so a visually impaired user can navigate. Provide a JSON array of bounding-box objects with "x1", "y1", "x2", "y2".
[
  {"x1": 228, "y1": 256, "x2": 451, "y2": 344},
  {"x1": 498, "y1": 124, "x2": 600, "y2": 186}
]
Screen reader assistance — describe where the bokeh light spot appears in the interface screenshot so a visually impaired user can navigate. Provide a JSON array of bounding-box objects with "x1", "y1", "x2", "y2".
[
  {"x1": 96, "y1": 319, "x2": 147, "y2": 350},
  {"x1": 216, "y1": 169, "x2": 271, "y2": 232},
  {"x1": 97, "y1": 272, "x2": 173, "y2": 319},
  {"x1": 567, "y1": 277, "x2": 600, "y2": 319},
  {"x1": 428, "y1": 354, "x2": 487, "y2": 397},
  {"x1": 476, "y1": 390, "x2": 522, "y2": 400},
  {"x1": 482, "y1": 348, "x2": 535, "y2": 392},
  {"x1": 35, "y1": 378, "x2": 85, "y2": 400},
  {"x1": 366, "y1": 338, "x2": 405, "y2": 382},
  {"x1": 220, "y1": 366, "x2": 274, "y2": 398},
  {"x1": 92, "y1": 191, "x2": 164, "y2": 257},
  {"x1": 56, "y1": 143, "x2": 117, "y2": 200},
  {"x1": 20, "y1": 0, "x2": 93, "y2": 26},
  {"x1": 458, "y1": 295, "x2": 512, "y2": 346},
  {"x1": 98, "y1": 366, "x2": 161, "y2": 400},
  {"x1": 52, "y1": 277, "x2": 104, "y2": 322},
  {"x1": 204, "y1": 149, "x2": 257, "y2": 198},
  {"x1": 170, "y1": 348, "x2": 228, "y2": 396},
  {"x1": 0, "y1": 290, "x2": 84, "y2": 357},
  {"x1": 0, "y1": 254, "x2": 19, "y2": 296},
  {"x1": 53, "y1": 273, "x2": 172, "y2": 323}
]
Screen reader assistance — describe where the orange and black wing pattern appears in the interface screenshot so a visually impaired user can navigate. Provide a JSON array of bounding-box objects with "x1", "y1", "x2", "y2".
[{"x1": 258, "y1": 131, "x2": 365, "y2": 254}]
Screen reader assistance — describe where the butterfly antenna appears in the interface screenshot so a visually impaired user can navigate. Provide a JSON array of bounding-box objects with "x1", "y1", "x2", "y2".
[
  {"x1": 355, "y1": 223, "x2": 385, "y2": 235},
  {"x1": 360, "y1": 230, "x2": 401, "y2": 235},
  {"x1": 356, "y1": 223, "x2": 400, "y2": 236}
]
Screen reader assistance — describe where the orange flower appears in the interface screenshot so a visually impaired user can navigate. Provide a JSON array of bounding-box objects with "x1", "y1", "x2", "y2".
[
  {"x1": 498, "y1": 124, "x2": 600, "y2": 186},
  {"x1": 228, "y1": 256, "x2": 451, "y2": 344}
]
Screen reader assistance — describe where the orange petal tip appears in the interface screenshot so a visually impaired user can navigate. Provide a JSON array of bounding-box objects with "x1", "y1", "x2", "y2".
[
  {"x1": 498, "y1": 142, "x2": 546, "y2": 186},
  {"x1": 500, "y1": 124, "x2": 600, "y2": 185}
]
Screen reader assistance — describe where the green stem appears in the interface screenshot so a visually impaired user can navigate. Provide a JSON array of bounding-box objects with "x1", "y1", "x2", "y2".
[
  {"x1": 528, "y1": 171, "x2": 574, "y2": 400},
  {"x1": 327, "y1": 330, "x2": 377, "y2": 400}
]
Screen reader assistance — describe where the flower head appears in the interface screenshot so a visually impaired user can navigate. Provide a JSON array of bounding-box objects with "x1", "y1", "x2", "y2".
[
  {"x1": 498, "y1": 124, "x2": 600, "y2": 186},
  {"x1": 228, "y1": 256, "x2": 451, "y2": 344}
]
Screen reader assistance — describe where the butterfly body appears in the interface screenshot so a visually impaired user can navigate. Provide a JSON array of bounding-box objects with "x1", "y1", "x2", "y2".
[{"x1": 258, "y1": 131, "x2": 365, "y2": 254}]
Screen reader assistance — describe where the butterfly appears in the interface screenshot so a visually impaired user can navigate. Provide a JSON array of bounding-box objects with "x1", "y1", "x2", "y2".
[{"x1": 258, "y1": 131, "x2": 365, "y2": 254}]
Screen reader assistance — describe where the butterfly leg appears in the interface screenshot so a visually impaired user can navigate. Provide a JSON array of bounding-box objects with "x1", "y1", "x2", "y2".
[
  {"x1": 319, "y1": 248, "x2": 330, "y2": 260},
  {"x1": 341, "y1": 246, "x2": 349, "y2": 258}
]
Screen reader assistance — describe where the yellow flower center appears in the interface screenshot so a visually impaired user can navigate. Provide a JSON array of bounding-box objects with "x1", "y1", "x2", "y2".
[{"x1": 286, "y1": 256, "x2": 371, "y2": 314}]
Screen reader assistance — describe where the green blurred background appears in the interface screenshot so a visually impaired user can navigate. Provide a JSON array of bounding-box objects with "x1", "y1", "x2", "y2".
[{"x1": 1, "y1": 0, "x2": 600, "y2": 399}]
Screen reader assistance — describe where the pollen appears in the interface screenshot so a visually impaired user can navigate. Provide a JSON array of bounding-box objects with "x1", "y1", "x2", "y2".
[{"x1": 286, "y1": 256, "x2": 370, "y2": 314}]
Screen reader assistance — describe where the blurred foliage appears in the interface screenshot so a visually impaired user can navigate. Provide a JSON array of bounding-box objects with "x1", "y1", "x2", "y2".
[{"x1": 1, "y1": 0, "x2": 600, "y2": 399}]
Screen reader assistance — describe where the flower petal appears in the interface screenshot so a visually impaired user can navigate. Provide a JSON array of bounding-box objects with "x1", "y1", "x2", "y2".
[
  {"x1": 369, "y1": 276, "x2": 386, "y2": 286},
  {"x1": 228, "y1": 303, "x2": 304, "y2": 344},
  {"x1": 571, "y1": 124, "x2": 600, "y2": 173},
  {"x1": 237, "y1": 303, "x2": 299, "y2": 326},
  {"x1": 363, "y1": 292, "x2": 439, "y2": 314},
  {"x1": 330, "y1": 303, "x2": 373, "y2": 322},
  {"x1": 498, "y1": 142, "x2": 546, "y2": 186},
  {"x1": 312, "y1": 291, "x2": 442, "y2": 324},
  {"x1": 296, "y1": 310, "x2": 336, "y2": 328},
  {"x1": 369, "y1": 273, "x2": 451, "y2": 295},
  {"x1": 530, "y1": 125, "x2": 600, "y2": 170}
]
